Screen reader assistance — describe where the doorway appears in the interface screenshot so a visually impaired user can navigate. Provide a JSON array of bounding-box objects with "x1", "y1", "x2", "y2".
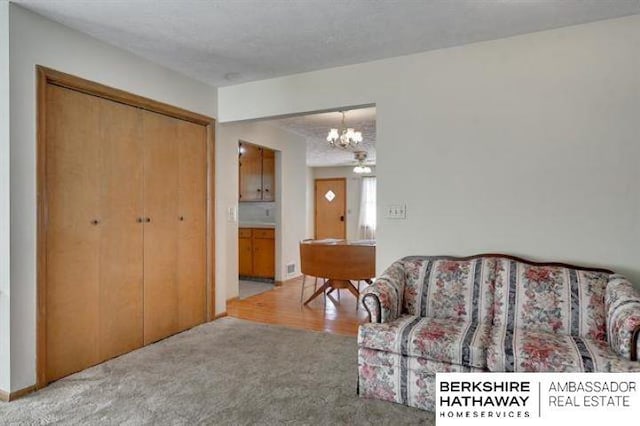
[
  {"x1": 314, "y1": 178, "x2": 347, "y2": 239},
  {"x1": 238, "y1": 141, "x2": 278, "y2": 299}
]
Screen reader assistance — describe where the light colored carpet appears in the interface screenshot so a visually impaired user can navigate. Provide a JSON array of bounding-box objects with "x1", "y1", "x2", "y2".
[
  {"x1": 239, "y1": 280, "x2": 274, "y2": 299},
  {"x1": 0, "y1": 317, "x2": 434, "y2": 425}
]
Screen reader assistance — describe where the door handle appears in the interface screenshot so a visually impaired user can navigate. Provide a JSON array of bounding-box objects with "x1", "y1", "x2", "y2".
[
  {"x1": 91, "y1": 219, "x2": 100, "y2": 225},
  {"x1": 145, "y1": 217, "x2": 151, "y2": 223},
  {"x1": 179, "y1": 216, "x2": 184, "y2": 221},
  {"x1": 340, "y1": 216, "x2": 345, "y2": 222},
  {"x1": 137, "y1": 217, "x2": 144, "y2": 223}
]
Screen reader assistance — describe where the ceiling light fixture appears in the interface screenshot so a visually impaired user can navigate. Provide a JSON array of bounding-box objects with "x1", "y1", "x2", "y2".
[
  {"x1": 352, "y1": 151, "x2": 372, "y2": 174},
  {"x1": 327, "y1": 111, "x2": 363, "y2": 149}
]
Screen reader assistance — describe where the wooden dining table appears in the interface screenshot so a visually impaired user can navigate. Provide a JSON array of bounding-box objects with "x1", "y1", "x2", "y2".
[{"x1": 300, "y1": 239, "x2": 376, "y2": 305}]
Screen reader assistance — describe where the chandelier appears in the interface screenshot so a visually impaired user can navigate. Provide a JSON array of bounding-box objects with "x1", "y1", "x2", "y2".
[
  {"x1": 353, "y1": 151, "x2": 372, "y2": 174},
  {"x1": 326, "y1": 111, "x2": 363, "y2": 149}
]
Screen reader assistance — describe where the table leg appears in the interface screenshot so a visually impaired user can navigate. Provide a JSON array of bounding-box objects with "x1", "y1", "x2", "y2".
[
  {"x1": 345, "y1": 280, "x2": 359, "y2": 298},
  {"x1": 304, "y1": 279, "x2": 361, "y2": 306},
  {"x1": 303, "y1": 280, "x2": 331, "y2": 305}
]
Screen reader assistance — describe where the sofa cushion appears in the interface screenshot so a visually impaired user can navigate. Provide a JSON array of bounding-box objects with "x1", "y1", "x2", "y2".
[
  {"x1": 492, "y1": 258, "x2": 609, "y2": 340},
  {"x1": 358, "y1": 347, "x2": 485, "y2": 411},
  {"x1": 358, "y1": 315, "x2": 490, "y2": 368},
  {"x1": 487, "y1": 327, "x2": 640, "y2": 372},
  {"x1": 401, "y1": 256, "x2": 496, "y2": 324}
]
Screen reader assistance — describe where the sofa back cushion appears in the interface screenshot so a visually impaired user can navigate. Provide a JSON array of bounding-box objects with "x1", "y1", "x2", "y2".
[
  {"x1": 492, "y1": 258, "x2": 609, "y2": 341},
  {"x1": 401, "y1": 256, "x2": 496, "y2": 324}
]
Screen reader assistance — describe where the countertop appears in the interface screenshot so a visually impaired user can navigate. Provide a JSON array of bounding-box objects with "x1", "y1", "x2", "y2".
[
  {"x1": 301, "y1": 239, "x2": 375, "y2": 246},
  {"x1": 239, "y1": 222, "x2": 276, "y2": 229}
]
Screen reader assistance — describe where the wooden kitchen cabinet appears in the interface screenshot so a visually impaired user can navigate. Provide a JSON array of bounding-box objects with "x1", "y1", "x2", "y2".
[
  {"x1": 238, "y1": 229, "x2": 253, "y2": 276},
  {"x1": 238, "y1": 143, "x2": 262, "y2": 202},
  {"x1": 252, "y1": 230, "x2": 275, "y2": 278},
  {"x1": 238, "y1": 142, "x2": 275, "y2": 202},
  {"x1": 261, "y1": 149, "x2": 275, "y2": 202},
  {"x1": 238, "y1": 227, "x2": 275, "y2": 279}
]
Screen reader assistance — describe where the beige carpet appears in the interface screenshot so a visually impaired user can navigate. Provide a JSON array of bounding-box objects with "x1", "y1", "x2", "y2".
[{"x1": 0, "y1": 317, "x2": 434, "y2": 425}]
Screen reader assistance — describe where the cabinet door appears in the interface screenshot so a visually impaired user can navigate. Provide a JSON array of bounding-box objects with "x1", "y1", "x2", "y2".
[
  {"x1": 239, "y1": 229, "x2": 253, "y2": 276},
  {"x1": 177, "y1": 120, "x2": 207, "y2": 332},
  {"x1": 261, "y1": 149, "x2": 275, "y2": 201},
  {"x1": 45, "y1": 85, "x2": 102, "y2": 382},
  {"x1": 143, "y1": 111, "x2": 180, "y2": 345},
  {"x1": 252, "y1": 232, "x2": 275, "y2": 278},
  {"x1": 98, "y1": 96, "x2": 144, "y2": 361},
  {"x1": 239, "y1": 143, "x2": 262, "y2": 201}
]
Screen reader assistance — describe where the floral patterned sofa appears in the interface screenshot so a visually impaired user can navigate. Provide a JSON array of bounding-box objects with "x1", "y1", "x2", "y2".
[{"x1": 358, "y1": 254, "x2": 640, "y2": 411}]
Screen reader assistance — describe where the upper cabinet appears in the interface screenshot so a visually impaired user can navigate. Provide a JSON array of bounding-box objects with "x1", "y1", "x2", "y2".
[
  {"x1": 238, "y1": 143, "x2": 262, "y2": 201},
  {"x1": 261, "y1": 148, "x2": 275, "y2": 202},
  {"x1": 239, "y1": 142, "x2": 276, "y2": 202}
]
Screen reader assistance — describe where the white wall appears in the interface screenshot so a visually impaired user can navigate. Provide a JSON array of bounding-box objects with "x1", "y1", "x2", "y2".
[
  {"x1": 8, "y1": 4, "x2": 218, "y2": 392},
  {"x1": 0, "y1": 0, "x2": 11, "y2": 394},
  {"x1": 216, "y1": 121, "x2": 308, "y2": 301},
  {"x1": 312, "y1": 166, "x2": 376, "y2": 240},
  {"x1": 219, "y1": 15, "x2": 640, "y2": 285}
]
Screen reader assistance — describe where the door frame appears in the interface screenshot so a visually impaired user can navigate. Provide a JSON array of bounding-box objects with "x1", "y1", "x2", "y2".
[
  {"x1": 314, "y1": 177, "x2": 347, "y2": 239},
  {"x1": 36, "y1": 66, "x2": 216, "y2": 388}
]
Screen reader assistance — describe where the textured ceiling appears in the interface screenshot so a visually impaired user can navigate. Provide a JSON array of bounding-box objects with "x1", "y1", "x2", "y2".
[
  {"x1": 14, "y1": 0, "x2": 640, "y2": 87},
  {"x1": 270, "y1": 107, "x2": 376, "y2": 168}
]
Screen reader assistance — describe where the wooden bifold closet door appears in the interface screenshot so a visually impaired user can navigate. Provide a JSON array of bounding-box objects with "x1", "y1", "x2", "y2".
[
  {"x1": 176, "y1": 120, "x2": 207, "y2": 332},
  {"x1": 44, "y1": 82, "x2": 207, "y2": 384},
  {"x1": 142, "y1": 112, "x2": 206, "y2": 344},
  {"x1": 142, "y1": 111, "x2": 180, "y2": 344},
  {"x1": 98, "y1": 92, "x2": 145, "y2": 363}
]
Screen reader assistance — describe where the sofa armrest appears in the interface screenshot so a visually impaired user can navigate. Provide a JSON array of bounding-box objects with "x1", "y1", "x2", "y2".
[
  {"x1": 606, "y1": 275, "x2": 640, "y2": 361},
  {"x1": 360, "y1": 261, "x2": 405, "y2": 323}
]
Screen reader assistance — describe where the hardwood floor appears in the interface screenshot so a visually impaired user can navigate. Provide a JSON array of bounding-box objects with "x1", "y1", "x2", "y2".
[{"x1": 227, "y1": 276, "x2": 369, "y2": 337}]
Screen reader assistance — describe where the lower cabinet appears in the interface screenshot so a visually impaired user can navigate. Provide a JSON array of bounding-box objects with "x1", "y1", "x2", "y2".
[
  {"x1": 239, "y1": 228, "x2": 275, "y2": 279},
  {"x1": 239, "y1": 228, "x2": 254, "y2": 276}
]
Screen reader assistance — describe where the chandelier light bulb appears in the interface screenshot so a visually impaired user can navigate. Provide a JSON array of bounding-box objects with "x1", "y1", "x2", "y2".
[
  {"x1": 326, "y1": 128, "x2": 339, "y2": 142},
  {"x1": 326, "y1": 111, "x2": 362, "y2": 149}
]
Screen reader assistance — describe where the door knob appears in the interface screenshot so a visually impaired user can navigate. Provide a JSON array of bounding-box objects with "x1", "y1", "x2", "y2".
[
  {"x1": 91, "y1": 219, "x2": 100, "y2": 225},
  {"x1": 137, "y1": 217, "x2": 144, "y2": 223},
  {"x1": 340, "y1": 216, "x2": 345, "y2": 222},
  {"x1": 179, "y1": 216, "x2": 184, "y2": 221},
  {"x1": 145, "y1": 217, "x2": 151, "y2": 223}
]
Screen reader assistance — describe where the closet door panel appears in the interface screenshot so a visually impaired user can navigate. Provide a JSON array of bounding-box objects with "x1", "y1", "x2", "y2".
[
  {"x1": 45, "y1": 85, "x2": 101, "y2": 381},
  {"x1": 98, "y1": 100, "x2": 144, "y2": 361},
  {"x1": 143, "y1": 111, "x2": 180, "y2": 344},
  {"x1": 177, "y1": 121, "x2": 207, "y2": 331}
]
